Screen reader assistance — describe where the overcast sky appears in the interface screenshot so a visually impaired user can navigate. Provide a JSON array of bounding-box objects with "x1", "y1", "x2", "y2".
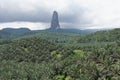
[{"x1": 0, "y1": 0, "x2": 120, "y2": 30}]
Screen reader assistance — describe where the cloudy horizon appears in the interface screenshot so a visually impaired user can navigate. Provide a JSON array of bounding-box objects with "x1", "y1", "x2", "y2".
[{"x1": 0, "y1": 0, "x2": 120, "y2": 30}]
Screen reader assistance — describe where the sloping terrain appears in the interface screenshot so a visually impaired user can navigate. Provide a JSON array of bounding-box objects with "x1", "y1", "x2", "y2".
[
  {"x1": 77, "y1": 28, "x2": 120, "y2": 43},
  {"x1": 0, "y1": 31, "x2": 119, "y2": 80},
  {"x1": 0, "y1": 37, "x2": 72, "y2": 62},
  {"x1": 0, "y1": 28, "x2": 31, "y2": 39},
  {"x1": 0, "y1": 28, "x2": 98, "y2": 39}
]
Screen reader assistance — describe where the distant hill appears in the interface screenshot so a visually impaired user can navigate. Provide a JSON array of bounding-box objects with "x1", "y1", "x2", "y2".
[
  {"x1": 77, "y1": 28, "x2": 120, "y2": 43},
  {"x1": 0, "y1": 28, "x2": 31, "y2": 39},
  {"x1": 0, "y1": 28, "x2": 98, "y2": 39},
  {"x1": 46, "y1": 28, "x2": 98, "y2": 34},
  {"x1": 0, "y1": 27, "x2": 119, "y2": 45},
  {"x1": 2, "y1": 28, "x2": 31, "y2": 34}
]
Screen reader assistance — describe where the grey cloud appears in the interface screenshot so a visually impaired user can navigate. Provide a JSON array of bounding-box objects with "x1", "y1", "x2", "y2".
[
  {"x1": 0, "y1": 0, "x2": 92, "y2": 30},
  {"x1": 0, "y1": 0, "x2": 120, "y2": 30},
  {"x1": 0, "y1": 5, "x2": 91, "y2": 24},
  {"x1": 0, "y1": 8, "x2": 51, "y2": 23}
]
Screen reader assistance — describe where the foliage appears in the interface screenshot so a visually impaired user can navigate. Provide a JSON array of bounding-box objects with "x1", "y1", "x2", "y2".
[
  {"x1": 77, "y1": 28, "x2": 120, "y2": 43},
  {"x1": 73, "y1": 50, "x2": 85, "y2": 58},
  {"x1": 0, "y1": 28, "x2": 120, "y2": 80}
]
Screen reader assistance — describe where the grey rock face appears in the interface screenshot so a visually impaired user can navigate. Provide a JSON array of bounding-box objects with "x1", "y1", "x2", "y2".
[{"x1": 50, "y1": 11, "x2": 60, "y2": 30}]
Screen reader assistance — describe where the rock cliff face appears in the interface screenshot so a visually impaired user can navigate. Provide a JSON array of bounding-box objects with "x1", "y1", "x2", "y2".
[{"x1": 50, "y1": 11, "x2": 60, "y2": 30}]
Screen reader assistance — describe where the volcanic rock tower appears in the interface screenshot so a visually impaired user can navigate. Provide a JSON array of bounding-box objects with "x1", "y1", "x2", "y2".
[{"x1": 50, "y1": 11, "x2": 60, "y2": 30}]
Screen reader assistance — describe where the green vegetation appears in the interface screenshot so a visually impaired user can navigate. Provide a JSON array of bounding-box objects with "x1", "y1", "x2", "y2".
[
  {"x1": 0, "y1": 28, "x2": 120, "y2": 80},
  {"x1": 77, "y1": 28, "x2": 120, "y2": 43}
]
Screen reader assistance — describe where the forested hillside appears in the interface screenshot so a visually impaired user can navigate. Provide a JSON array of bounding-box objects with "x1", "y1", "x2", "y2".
[
  {"x1": 0, "y1": 29, "x2": 119, "y2": 80},
  {"x1": 0, "y1": 37, "x2": 72, "y2": 62},
  {"x1": 77, "y1": 28, "x2": 120, "y2": 43},
  {"x1": 0, "y1": 28, "x2": 96, "y2": 39},
  {"x1": 0, "y1": 28, "x2": 31, "y2": 39}
]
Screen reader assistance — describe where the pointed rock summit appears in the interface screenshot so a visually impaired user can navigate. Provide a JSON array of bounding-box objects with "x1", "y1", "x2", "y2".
[{"x1": 50, "y1": 11, "x2": 60, "y2": 30}]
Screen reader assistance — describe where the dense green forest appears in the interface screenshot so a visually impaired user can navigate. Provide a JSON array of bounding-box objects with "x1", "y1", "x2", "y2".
[
  {"x1": 0, "y1": 28, "x2": 120, "y2": 80},
  {"x1": 0, "y1": 28, "x2": 95, "y2": 39}
]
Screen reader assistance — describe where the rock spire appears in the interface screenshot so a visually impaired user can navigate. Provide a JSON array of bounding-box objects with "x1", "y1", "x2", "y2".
[{"x1": 50, "y1": 11, "x2": 60, "y2": 30}]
